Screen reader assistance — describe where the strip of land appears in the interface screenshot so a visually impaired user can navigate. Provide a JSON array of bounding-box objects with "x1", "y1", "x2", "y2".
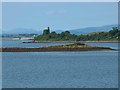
[
  {"x1": 0, "y1": 43, "x2": 115, "y2": 52},
  {"x1": 22, "y1": 40, "x2": 119, "y2": 43}
]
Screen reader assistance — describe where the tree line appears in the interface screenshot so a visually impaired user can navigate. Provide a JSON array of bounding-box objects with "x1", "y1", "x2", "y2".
[{"x1": 34, "y1": 27, "x2": 120, "y2": 41}]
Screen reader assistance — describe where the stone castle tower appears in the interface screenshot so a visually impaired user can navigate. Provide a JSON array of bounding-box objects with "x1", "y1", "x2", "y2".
[{"x1": 43, "y1": 27, "x2": 50, "y2": 35}]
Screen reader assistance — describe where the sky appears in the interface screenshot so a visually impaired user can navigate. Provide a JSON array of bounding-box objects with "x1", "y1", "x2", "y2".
[
  {"x1": 2, "y1": 2, "x2": 118, "y2": 31},
  {"x1": 1, "y1": 0, "x2": 120, "y2": 2}
]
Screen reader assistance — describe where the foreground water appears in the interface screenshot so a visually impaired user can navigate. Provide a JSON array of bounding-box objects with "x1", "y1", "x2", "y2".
[{"x1": 2, "y1": 40, "x2": 118, "y2": 88}]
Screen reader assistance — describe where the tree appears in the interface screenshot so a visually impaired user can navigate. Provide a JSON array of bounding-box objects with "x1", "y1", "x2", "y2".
[
  {"x1": 64, "y1": 31, "x2": 70, "y2": 34},
  {"x1": 109, "y1": 27, "x2": 119, "y2": 37},
  {"x1": 50, "y1": 31, "x2": 57, "y2": 38}
]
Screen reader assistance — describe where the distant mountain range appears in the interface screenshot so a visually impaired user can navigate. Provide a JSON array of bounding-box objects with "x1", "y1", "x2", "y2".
[
  {"x1": 2, "y1": 28, "x2": 41, "y2": 34},
  {"x1": 2, "y1": 24, "x2": 117, "y2": 35},
  {"x1": 69, "y1": 24, "x2": 117, "y2": 34}
]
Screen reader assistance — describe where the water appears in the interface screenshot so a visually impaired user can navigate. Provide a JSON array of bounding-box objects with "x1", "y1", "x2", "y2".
[
  {"x1": 2, "y1": 40, "x2": 118, "y2": 49},
  {"x1": 2, "y1": 40, "x2": 118, "y2": 88},
  {"x1": 2, "y1": 40, "x2": 73, "y2": 48}
]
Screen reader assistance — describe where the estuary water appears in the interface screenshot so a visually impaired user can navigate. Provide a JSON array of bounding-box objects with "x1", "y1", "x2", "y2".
[
  {"x1": 2, "y1": 40, "x2": 119, "y2": 88},
  {"x1": 2, "y1": 40, "x2": 73, "y2": 48}
]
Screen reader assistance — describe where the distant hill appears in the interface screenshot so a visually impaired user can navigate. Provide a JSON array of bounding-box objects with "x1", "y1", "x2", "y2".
[
  {"x1": 2, "y1": 28, "x2": 41, "y2": 34},
  {"x1": 2, "y1": 24, "x2": 117, "y2": 35},
  {"x1": 3, "y1": 28, "x2": 64, "y2": 35},
  {"x1": 69, "y1": 24, "x2": 117, "y2": 34}
]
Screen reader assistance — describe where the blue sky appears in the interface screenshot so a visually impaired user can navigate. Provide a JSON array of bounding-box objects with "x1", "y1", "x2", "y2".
[{"x1": 2, "y1": 2, "x2": 118, "y2": 31}]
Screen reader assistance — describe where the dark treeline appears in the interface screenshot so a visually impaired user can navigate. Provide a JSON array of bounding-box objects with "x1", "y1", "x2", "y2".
[{"x1": 34, "y1": 27, "x2": 120, "y2": 41}]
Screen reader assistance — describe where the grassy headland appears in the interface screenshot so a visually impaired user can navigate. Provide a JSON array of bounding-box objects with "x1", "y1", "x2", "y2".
[{"x1": 34, "y1": 27, "x2": 120, "y2": 42}]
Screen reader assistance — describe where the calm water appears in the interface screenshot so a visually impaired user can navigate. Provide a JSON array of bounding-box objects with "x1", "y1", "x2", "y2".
[
  {"x1": 2, "y1": 40, "x2": 118, "y2": 49},
  {"x1": 2, "y1": 40, "x2": 73, "y2": 48},
  {"x1": 2, "y1": 40, "x2": 118, "y2": 88}
]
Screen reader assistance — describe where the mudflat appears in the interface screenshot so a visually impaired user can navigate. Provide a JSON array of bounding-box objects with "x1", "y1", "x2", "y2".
[{"x1": 0, "y1": 43, "x2": 115, "y2": 52}]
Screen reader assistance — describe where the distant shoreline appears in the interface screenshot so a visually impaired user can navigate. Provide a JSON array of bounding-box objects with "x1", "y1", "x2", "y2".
[
  {"x1": 22, "y1": 41, "x2": 119, "y2": 43},
  {"x1": 1, "y1": 38, "x2": 119, "y2": 43},
  {"x1": 1, "y1": 37, "x2": 33, "y2": 40}
]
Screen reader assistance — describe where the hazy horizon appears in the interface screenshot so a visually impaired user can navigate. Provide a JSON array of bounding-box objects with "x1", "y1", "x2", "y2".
[{"x1": 2, "y1": 24, "x2": 117, "y2": 35}]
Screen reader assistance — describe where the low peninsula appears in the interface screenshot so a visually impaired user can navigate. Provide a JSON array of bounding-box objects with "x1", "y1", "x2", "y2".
[
  {"x1": 1, "y1": 27, "x2": 118, "y2": 52},
  {"x1": 0, "y1": 43, "x2": 115, "y2": 52},
  {"x1": 33, "y1": 27, "x2": 120, "y2": 42}
]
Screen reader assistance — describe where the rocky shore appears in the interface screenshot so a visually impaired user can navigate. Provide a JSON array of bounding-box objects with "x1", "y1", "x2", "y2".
[{"x1": 0, "y1": 43, "x2": 115, "y2": 52}]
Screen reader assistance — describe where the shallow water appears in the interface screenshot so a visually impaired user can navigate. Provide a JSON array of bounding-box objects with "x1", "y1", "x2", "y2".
[
  {"x1": 2, "y1": 40, "x2": 73, "y2": 48},
  {"x1": 2, "y1": 41, "x2": 118, "y2": 88}
]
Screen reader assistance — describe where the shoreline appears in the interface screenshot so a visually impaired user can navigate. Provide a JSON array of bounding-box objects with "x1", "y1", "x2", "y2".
[
  {"x1": 1, "y1": 38, "x2": 119, "y2": 43},
  {"x1": 0, "y1": 47, "x2": 115, "y2": 52},
  {"x1": 0, "y1": 43, "x2": 115, "y2": 52},
  {"x1": 22, "y1": 41, "x2": 120, "y2": 43}
]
